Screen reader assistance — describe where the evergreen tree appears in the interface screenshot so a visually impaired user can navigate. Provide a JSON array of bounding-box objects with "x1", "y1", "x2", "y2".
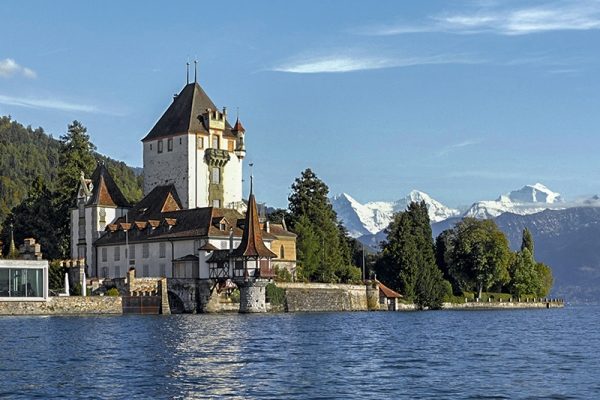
[
  {"x1": 445, "y1": 218, "x2": 511, "y2": 298},
  {"x1": 534, "y1": 262, "x2": 554, "y2": 297},
  {"x1": 287, "y1": 169, "x2": 354, "y2": 282},
  {"x1": 521, "y1": 227, "x2": 534, "y2": 256},
  {"x1": 1, "y1": 177, "x2": 65, "y2": 260},
  {"x1": 56, "y1": 121, "x2": 97, "y2": 205},
  {"x1": 376, "y1": 201, "x2": 445, "y2": 308}
]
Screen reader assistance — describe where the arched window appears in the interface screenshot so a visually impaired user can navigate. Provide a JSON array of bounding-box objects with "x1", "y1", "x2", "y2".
[{"x1": 280, "y1": 245, "x2": 285, "y2": 259}]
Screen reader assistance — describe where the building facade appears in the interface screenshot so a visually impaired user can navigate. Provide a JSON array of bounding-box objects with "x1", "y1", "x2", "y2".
[{"x1": 70, "y1": 78, "x2": 296, "y2": 287}]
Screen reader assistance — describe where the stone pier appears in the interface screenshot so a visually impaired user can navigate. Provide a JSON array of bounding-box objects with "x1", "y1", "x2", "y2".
[{"x1": 235, "y1": 278, "x2": 269, "y2": 313}]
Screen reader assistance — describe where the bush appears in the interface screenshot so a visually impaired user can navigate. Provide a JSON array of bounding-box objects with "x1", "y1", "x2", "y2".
[
  {"x1": 463, "y1": 291, "x2": 475, "y2": 299},
  {"x1": 266, "y1": 282, "x2": 285, "y2": 306},
  {"x1": 230, "y1": 288, "x2": 240, "y2": 303},
  {"x1": 275, "y1": 266, "x2": 293, "y2": 282},
  {"x1": 107, "y1": 288, "x2": 120, "y2": 296}
]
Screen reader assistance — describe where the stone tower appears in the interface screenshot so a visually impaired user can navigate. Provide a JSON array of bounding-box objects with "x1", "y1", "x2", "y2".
[{"x1": 142, "y1": 82, "x2": 246, "y2": 211}]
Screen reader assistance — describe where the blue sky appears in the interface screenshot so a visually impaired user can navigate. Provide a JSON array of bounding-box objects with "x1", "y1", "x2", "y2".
[{"x1": 1, "y1": 0, "x2": 600, "y2": 209}]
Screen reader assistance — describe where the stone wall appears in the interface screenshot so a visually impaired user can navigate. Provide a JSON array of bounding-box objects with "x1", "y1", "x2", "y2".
[
  {"x1": 0, "y1": 297, "x2": 122, "y2": 316},
  {"x1": 442, "y1": 299, "x2": 564, "y2": 310},
  {"x1": 277, "y1": 282, "x2": 368, "y2": 312}
]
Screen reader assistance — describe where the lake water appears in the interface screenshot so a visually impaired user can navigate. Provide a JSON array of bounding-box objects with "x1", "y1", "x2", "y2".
[{"x1": 0, "y1": 306, "x2": 598, "y2": 399}]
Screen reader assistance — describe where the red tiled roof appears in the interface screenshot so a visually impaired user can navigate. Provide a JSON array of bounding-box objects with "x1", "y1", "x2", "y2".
[{"x1": 379, "y1": 282, "x2": 403, "y2": 298}]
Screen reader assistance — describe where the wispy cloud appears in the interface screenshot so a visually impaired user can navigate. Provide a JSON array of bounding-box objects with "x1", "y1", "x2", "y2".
[
  {"x1": 271, "y1": 53, "x2": 479, "y2": 74},
  {"x1": 364, "y1": 1, "x2": 600, "y2": 36},
  {"x1": 0, "y1": 58, "x2": 36, "y2": 78},
  {"x1": 438, "y1": 140, "x2": 482, "y2": 156},
  {"x1": 0, "y1": 94, "x2": 108, "y2": 114}
]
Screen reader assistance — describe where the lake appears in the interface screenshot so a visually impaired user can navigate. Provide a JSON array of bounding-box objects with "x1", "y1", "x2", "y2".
[{"x1": 0, "y1": 306, "x2": 598, "y2": 399}]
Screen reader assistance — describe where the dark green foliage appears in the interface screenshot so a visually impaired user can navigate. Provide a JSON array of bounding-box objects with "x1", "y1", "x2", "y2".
[
  {"x1": 56, "y1": 121, "x2": 97, "y2": 205},
  {"x1": 106, "y1": 288, "x2": 119, "y2": 296},
  {"x1": 1, "y1": 177, "x2": 66, "y2": 259},
  {"x1": 48, "y1": 260, "x2": 67, "y2": 293},
  {"x1": 535, "y1": 262, "x2": 554, "y2": 297},
  {"x1": 275, "y1": 266, "x2": 293, "y2": 282},
  {"x1": 287, "y1": 169, "x2": 355, "y2": 282},
  {"x1": 0, "y1": 116, "x2": 61, "y2": 222},
  {"x1": 521, "y1": 227, "x2": 534, "y2": 256},
  {"x1": 376, "y1": 201, "x2": 446, "y2": 309},
  {"x1": 266, "y1": 282, "x2": 285, "y2": 306},
  {"x1": 444, "y1": 217, "x2": 511, "y2": 298},
  {"x1": 266, "y1": 208, "x2": 289, "y2": 225}
]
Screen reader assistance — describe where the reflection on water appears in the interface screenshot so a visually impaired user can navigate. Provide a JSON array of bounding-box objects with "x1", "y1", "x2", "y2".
[{"x1": 0, "y1": 307, "x2": 599, "y2": 399}]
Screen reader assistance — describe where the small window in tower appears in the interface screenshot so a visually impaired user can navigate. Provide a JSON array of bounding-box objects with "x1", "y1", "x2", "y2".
[
  {"x1": 197, "y1": 137, "x2": 204, "y2": 149},
  {"x1": 212, "y1": 167, "x2": 220, "y2": 184},
  {"x1": 213, "y1": 135, "x2": 219, "y2": 149},
  {"x1": 228, "y1": 140, "x2": 234, "y2": 152},
  {"x1": 213, "y1": 199, "x2": 221, "y2": 208},
  {"x1": 179, "y1": 138, "x2": 182, "y2": 145},
  {"x1": 158, "y1": 140, "x2": 163, "y2": 153},
  {"x1": 168, "y1": 138, "x2": 173, "y2": 152},
  {"x1": 150, "y1": 144, "x2": 152, "y2": 151},
  {"x1": 280, "y1": 245, "x2": 285, "y2": 259}
]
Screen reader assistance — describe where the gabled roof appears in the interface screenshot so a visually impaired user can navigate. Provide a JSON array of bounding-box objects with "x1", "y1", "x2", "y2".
[
  {"x1": 86, "y1": 164, "x2": 131, "y2": 208},
  {"x1": 379, "y1": 282, "x2": 403, "y2": 298},
  {"x1": 230, "y1": 191, "x2": 277, "y2": 259},
  {"x1": 141, "y1": 82, "x2": 234, "y2": 142}
]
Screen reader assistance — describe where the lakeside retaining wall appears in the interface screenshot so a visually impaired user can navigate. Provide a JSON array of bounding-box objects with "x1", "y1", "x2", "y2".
[
  {"x1": 442, "y1": 299, "x2": 564, "y2": 310},
  {"x1": 0, "y1": 296, "x2": 122, "y2": 316},
  {"x1": 276, "y1": 282, "x2": 369, "y2": 312}
]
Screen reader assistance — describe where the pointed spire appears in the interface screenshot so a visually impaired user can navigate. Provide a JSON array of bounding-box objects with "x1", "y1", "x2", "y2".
[
  {"x1": 194, "y1": 59, "x2": 198, "y2": 83},
  {"x1": 186, "y1": 59, "x2": 190, "y2": 85},
  {"x1": 8, "y1": 224, "x2": 18, "y2": 259}
]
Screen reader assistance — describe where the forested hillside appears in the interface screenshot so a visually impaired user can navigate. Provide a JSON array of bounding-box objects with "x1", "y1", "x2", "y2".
[{"x1": 0, "y1": 116, "x2": 142, "y2": 227}]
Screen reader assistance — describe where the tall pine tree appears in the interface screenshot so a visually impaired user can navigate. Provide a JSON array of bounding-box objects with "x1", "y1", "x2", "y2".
[
  {"x1": 287, "y1": 169, "x2": 357, "y2": 282},
  {"x1": 376, "y1": 201, "x2": 446, "y2": 308}
]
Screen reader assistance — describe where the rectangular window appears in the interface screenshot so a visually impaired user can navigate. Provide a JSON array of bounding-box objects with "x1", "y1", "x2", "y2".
[
  {"x1": 158, "y1": 140, "x2": 163, "y2": 153},
  {"x1": 114, "y1": 247, "x2": 120, "y2": 261},
  {"x1": 102, "y1": 267, "x2": 108, "y2": 278},
  {"x1": 101, "y1": 248, "x2": 107, "y2": 262},
  {"x1": 159, "y1": 243, "x2": 166, "y2": 258},
  {"x1": 194, "y1": 240, "x2": 200, "y2": 256},
  {"x1": 0, "y1": 268, "x2": 44, "y2": 298},
  {"x1": 213, "y1": 199, "x2": 220, "y2": 208},
  {"x1": 114, "y1": 265, "x2": 121, "y2": 278},
  {"x1": 212, "y1": 167, "x2": 220, "y2": 184},
  {"x1": 143, "y1": 243, "x2": 149, "y2": 258},
  {"x1": 212, "y1": 136, "x2": 219, "y2": 149},
  {"x1": 129, "y1": 245, "x2": 135, "y2": 259},
  {"x1": 143, "y1": 264, "x2": 149, "y2": 277},
  {"x1": 197, "y1": 136, "x2": 204, "y2": 149},
  {"x1": 159, "y1": 264, "x2": 166, "y2": 277},
  {"x1": 228, "y1": 140, "x2": 234, "y2": 152},
  {"x1": 168, "y1": 138, "x2": 173, "y2": 152}
]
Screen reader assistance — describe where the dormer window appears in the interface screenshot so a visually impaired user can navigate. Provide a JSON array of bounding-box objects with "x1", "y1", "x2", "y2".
[{"x1": 220, "y1": 222, "x2": 226, "y2": 231}]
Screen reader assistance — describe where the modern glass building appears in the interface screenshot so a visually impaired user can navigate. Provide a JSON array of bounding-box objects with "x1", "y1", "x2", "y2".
[{"x1": 0, "y1": 260, "x2": 48, "y2": 300}]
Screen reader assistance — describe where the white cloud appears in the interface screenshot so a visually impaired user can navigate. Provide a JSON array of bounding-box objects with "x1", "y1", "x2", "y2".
[
  {"x1": 0, "y1": 58, "x2": 36, "y2": 78},
  {"x1": 365, "y1": 1, "x2": 600, "y2": 36},
  {"x1": 271, "y1": 53, "x2": 479, "y2": 74},
  {"x1": 438, "y1": 140, "x2": 483, "y2": 156},
  {"x1": 0, "y1": 94, "x2": 101, "y2": 113}
]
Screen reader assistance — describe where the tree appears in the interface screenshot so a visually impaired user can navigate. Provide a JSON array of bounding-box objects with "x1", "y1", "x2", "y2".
[
  {"x1": 1, "y1": 176, "x2": 65, "y2": 260},
  {"x1": 56, "y1": 120, "x2": 97, "y2": 205},
  {"x1": 508, "y1": 248, "x2": 542, "y2": 298},
  {"x1": 376, "y1": 201, "x2": 445, "y2": 308},
  {"x1": 445, "y1": 218, "x2": 511, "y2": 298},
  {"x1": 287, "y1": 169, "x2": 354, "y2": 282},
  {"x1": 521, "y1": 227, "x2": 534, "y2": 256},
  {"x1": 535, "y1": 262, "x2": 554, "y2": 297}
]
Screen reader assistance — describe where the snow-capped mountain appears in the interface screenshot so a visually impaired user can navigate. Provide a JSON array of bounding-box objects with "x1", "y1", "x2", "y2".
[
  {"x1": 462, "y1": 183, "x2": 565, "y2": 219},
  {"x1": 331, "y1": 190, "x2": 459, "y2": 238}
]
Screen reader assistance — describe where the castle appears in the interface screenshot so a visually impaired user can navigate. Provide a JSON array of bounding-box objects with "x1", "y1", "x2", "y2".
[{"x1": 69, "y1": 77, "x2": 296, "y2": 312}]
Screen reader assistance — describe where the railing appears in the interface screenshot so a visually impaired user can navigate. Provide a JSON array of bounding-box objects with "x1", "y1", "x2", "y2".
[{"x1": 465, "y1": 297, "x2": 564, "y2": 303}]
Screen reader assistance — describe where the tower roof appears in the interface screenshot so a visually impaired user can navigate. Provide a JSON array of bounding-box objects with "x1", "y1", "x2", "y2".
[
  {"x1": 87, "y1": 164, "x2": 131, "y2": 208},
  {"x1": 231, "y1": 191, "x2": 277, "y2": 258},
  {"x1": 232, "y1": 118, "x2": 245, "y2": 132},
  {"x1": 142, "y1": 82, "x2": 234, "y2": 141}
]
